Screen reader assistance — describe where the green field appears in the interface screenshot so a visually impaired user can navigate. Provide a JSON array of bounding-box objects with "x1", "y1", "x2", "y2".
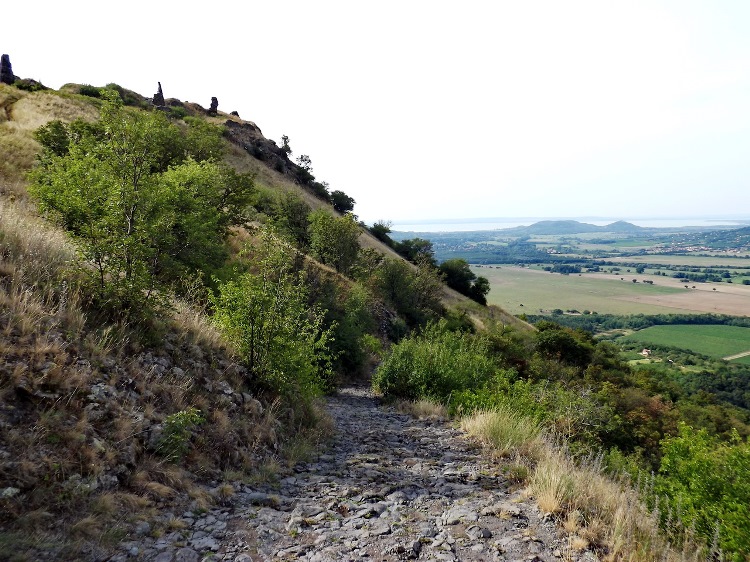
[
  {"x1": 477, "y1": 266, "x2": 692, "y2": 315},
  {"x1": 619, "y1": 325, "x2": 750, "y2": 360}
]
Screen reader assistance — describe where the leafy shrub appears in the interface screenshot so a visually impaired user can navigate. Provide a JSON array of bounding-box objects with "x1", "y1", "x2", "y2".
[
  {"x1": 78, "y1": 84, "x2": 102, "y2": 98},
  {"x1": 104, "y1": 83, "x2": 148, "y2": 107},
  {"x1": 308, "y1": 210, "x2": 360, "y2": 274},
  {"x1": 655, "y1": 424, "x2": 750, "y2": 559},
  {"x1": 372, "y1": 320, "x2": 497, "y2": 401},
  {"x1": 157, "y1": 407, "x2": 205, "y2": 461},
  {"x1": 211, "y1": 234, "x2": 335, "y2": 397},
  {"x1": 370, "y1": 258, "x2": 444, "y2": 327},
  {"x1": 168, "y1": 106, "x2": 188, "y2": 120},
  {"x1": 13, "y1": 79, "x2": 48, "y2": 92},
  {"x1": 330, "y1": 190, "x2": 355, "y2": 213},
  {"x1": 30, "y1": 93, "x2": 254, "y2": 320}
]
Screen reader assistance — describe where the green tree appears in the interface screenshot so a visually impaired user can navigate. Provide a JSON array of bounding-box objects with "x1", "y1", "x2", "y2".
[
  {"x1": 308, "y1": 210, "x2": 360, "y2": 274},
  {"x1": 330, "y1": 190, "x2": 355, "y2": 214},
  {"x1": 372, "y1": 258, "x2": 443, "y2": 327},
  {"x1": 439, "y1": 258, "x2": 476, "y2": 294},
  {"x1": 438, "y1": 258, "x2": 490, "y2": 304},
  {"x1": 211, "y1": 234, "x2": 335, "y2": 396},
  {"x1": 397, "y1": 238, "x2": 436, "y2": 266},
  {"x1": 184, "y1": 116, "x2": 226, "y2": 162},
  {"x1": 469, "y1": 275, "x2": 491, "y2": 305},
  {"x1": 30, "y1": 93, "x2": 253, "y2": 318},
  {"x1": 272, "y1": 191, "x2": 312, "y2": 250},
  {"x1": 280, "y1": 134, "x2": 291, "y2": 155},
  {"x1": 368, "y1": 220, "x2": 394, "y2": 246}
]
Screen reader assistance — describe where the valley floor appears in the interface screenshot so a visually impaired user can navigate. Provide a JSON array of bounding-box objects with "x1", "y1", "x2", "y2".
[{"x1": 111, "y1": 387, "x2": 581, "y2": 562}]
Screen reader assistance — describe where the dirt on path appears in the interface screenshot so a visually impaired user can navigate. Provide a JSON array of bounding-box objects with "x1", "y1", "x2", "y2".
[{"x1": 723, "y1": 350, "x2": 750, "y2": 361}]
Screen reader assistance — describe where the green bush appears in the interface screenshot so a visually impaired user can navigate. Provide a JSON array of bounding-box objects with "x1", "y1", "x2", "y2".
[
  {"x1": 78, "y1": 84, "x2": 102, "y2": 98},
  {"x1": 372, "y1": 320, "x2": 497, "y2": 401},
  {"x1": 309, "y1": 210, "x2": 360, "y2": 274},
  {"x1": 157, "y1": 407, "x2": 205, "y2": 461},
  {"x1": 30, "y1": 93, "x2": 254, "y2": 320},
  {"x1": 655, "y1": 424, "x2": 750, "y2": 560},
  {"x1": 211, "y1": 234, "x2": 335, "y2": 397},
  {"x1": 168, "y1": 106, "x2": 188, "y2": 120}
]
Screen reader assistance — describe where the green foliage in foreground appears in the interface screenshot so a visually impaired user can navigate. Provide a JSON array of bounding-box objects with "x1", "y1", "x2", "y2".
[
  {"x1": 372, "y1": 321, "x2": 498, "y2": 400},
  {"x1": 654, "y1": 424, "x2": 750, "y2": 560},
  {"x1": 210, "y1": 236, "x2": 335, "y2": 397}
]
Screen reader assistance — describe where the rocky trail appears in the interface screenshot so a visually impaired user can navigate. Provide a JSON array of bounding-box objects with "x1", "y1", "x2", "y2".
[{"x1": 115, "y1": 387, "x2": 586, "y2": 562}]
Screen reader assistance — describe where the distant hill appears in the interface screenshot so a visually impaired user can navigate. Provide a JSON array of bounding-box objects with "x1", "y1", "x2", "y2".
[{"x1": 501, "y1": 219, "x2": 645, "y2": 235}]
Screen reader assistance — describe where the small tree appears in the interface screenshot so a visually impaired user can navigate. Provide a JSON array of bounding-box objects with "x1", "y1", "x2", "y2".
[
  {"x1": 280, "y1": 134, "x2": 291, "y2": 155},
  {"x1": 369, "y1": 220, "x2": 394, "y2": 246},
  {"x1": 330, "y1": 190, "x2": 355, "y2": 214},
  {"x1": 211, "y1": 234, "x2": 335, "y2": 396},
  {"x1": 308, "y1": 210, "x2": 360, "y2": 275}
]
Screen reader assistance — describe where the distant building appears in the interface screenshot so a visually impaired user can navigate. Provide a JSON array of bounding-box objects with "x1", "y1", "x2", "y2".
[{"x1": 639, "y1": 349, "x2": 651, "y2": 357}]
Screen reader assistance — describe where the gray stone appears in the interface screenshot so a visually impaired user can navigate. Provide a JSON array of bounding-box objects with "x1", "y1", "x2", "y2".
[
  {"x1": 189, "y1": 535, "x2": 219, "y2": 551},
  {"x1": 174, "y1": 548, "x2": 200, "y2": 562},
  {"x1": 135, "y1": 520, "x2": 151, "y2": 536},
  {"x1": 208, "y1": 97, "x2": 218, "y2": 116}
]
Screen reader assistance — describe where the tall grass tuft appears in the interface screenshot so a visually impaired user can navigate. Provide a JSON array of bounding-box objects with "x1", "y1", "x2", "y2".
[
  {"x1": 460, "y1": 402, "x2": 706, "y2": 561},
  {"x1": 460, "y1": 406, "x2": 543, "y2": 458}
]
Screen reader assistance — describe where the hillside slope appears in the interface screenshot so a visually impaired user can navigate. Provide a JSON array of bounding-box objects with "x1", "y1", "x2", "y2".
[{"x1": 0, "y1": 78, "x2": 532, "y2": 558}]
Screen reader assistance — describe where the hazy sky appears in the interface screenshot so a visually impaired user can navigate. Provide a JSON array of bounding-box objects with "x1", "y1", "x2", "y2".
[{"x1": 5, "y1": 1, "x2": 750, "y2": 224}]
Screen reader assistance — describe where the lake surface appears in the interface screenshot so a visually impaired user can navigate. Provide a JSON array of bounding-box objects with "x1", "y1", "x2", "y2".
[{"x1": 391, "y1": 216, "x2": 750, "y2": 233}]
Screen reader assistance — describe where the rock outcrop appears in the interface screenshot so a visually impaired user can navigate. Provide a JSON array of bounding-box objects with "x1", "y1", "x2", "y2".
[
  {"x1": 153, "y1": 82, "x2": 165, "y2": 106},
  {"x1": 208, "y1": 96, "x2": 218, "y2": 116},
  {"x1": 0, "y1": 54, "x2": 15, "y2": 85}
]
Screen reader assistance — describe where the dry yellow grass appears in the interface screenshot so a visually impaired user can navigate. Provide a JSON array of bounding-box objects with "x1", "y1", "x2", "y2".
[
  {"x1": 460, "y1": 406, "x2": 703, "y2": 561},
  {"x1": 396, "y1": 398, "x2": 448, "y2": 419},
  {"x1": 0, "y1": 85, "x2": 97, "y2": 184},
  {"x1": 461, "y1": 407, "x2": 543, "y2": 459}
]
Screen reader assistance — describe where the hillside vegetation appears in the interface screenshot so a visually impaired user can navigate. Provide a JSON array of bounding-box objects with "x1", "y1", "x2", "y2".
[
  {"x1": 0, "y1": 79, "x2": 525, "y2": 559},
  {"x1": 1, "y1": 78, "x2": 748, "y2": 562}
]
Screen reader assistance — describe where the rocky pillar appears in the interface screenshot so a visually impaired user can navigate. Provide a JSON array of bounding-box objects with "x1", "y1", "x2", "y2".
[
  {"x1": 0, "y1": 54, "x2": 15, "y2": 85},
  {"x1": 208, "y1": 97, "x2": 218, "y2": 116},
  {"x1": 153, "y1": 82, "x2": 165, "y2": 106}
]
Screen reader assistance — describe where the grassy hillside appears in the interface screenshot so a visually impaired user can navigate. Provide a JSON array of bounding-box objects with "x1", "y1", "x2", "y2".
[{"x1": 0, "y1": 78, "x2": 534, "y2": 558}]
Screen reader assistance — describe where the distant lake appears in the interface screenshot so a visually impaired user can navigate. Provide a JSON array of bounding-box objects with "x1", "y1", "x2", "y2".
[{"x1": 391, "y1": 217, "x2": 750, "y2": 233}]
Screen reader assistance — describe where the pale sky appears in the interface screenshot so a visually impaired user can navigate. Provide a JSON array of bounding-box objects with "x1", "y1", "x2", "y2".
[{"x1": 5, "y1": 1, "x2": 750, "y2": 225}]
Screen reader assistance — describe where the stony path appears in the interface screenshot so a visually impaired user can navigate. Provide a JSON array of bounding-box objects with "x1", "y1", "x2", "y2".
[{"x1": 116, "y1": 387, "x2": 583, "y2": 562}]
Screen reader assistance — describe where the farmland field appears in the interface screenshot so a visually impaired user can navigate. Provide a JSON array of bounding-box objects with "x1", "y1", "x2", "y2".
[
  {"x1": 477, "y1": 265, "x2": 750, "y2": 316},
  {"x1": 608, "y1": 255, "x2": 750, "y2": 268},
  {"x1": 619, "y1": 325, "x2": 750, "y2": 361},
  {"x1": 478, "y1": 266, "x2": 691, "y2": 315}
]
